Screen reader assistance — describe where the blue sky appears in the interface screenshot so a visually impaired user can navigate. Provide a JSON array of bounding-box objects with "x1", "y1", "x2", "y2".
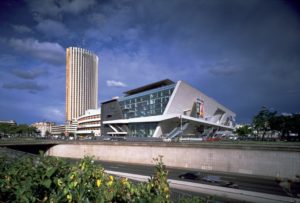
[{"x1": 0, "y1": 0, "x2": 299, "y2": 124}]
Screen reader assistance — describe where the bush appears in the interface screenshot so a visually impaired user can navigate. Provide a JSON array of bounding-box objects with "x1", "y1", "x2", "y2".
[{"x1": 0, "y1": 154, "x2": 173, "y2": 202}]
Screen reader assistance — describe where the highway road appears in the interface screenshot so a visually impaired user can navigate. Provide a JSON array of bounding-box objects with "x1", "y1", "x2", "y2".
[
  {"x1": 2, "y1": 147, "x2": 298, "y2": 202},
  {"x1": 1, "y1": 146, "x2": 297, "y2": 197},
  {"x1": 90, "y1": 160, "x2": 289, "y2": 197}
]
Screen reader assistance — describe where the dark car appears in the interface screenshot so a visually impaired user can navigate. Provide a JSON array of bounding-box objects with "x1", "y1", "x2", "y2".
[
  {"x1": 202, "y1": 175, "x2": 221, "y2": 183},
  {"x1": 220, "y1": 181, "x2": 239, "y2": 189},
  {"x1": 179, "y1": 172, "x2": 201, "y2": 180},
  {"x1": 202, "y1": 175, "x2": 239, "y2": 188}
]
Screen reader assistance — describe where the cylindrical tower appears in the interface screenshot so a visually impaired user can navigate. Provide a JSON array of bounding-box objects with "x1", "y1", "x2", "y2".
[{"x1": 66, "y1": 47, "x2": 98, "y2": 122}]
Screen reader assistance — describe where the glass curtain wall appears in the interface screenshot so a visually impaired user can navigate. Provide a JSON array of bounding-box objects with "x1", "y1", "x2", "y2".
[
  {"x1": 119, "y1": 84, "x2": 175, "y2": 119},
  {"x1": 128, "y1": 123, "x2": 157, "y2": 137}
]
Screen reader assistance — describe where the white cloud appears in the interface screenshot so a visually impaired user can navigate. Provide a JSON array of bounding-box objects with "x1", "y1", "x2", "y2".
[
  {"x1": 106, "y1": 80, "x2": 127, "y2": 87},
  {"x1": 100, "y1": 48, "x2": 175, "y2": 82},
  {"x1": 9, "y1": 38, "x2": 65, "y2": 65},
  {"x1": 97, "y1": 46, "x2": 180, "y2": 102},
  {"x1": 12, "y1": 24, "x2": 32, "y2": 33},
  {"x1": 27, "y1": 0, "x2": 96, "y2": 17},
  {"x1": 2, "y1": 81, "x2": 47, "y2": 91},
  {"x1": 61, "y1": 0, "x2": 96, "y2": 14},
  {"x1": 36, "y1": 19, "x2": 68, "y2": 37},
  {"x1": 42, "y1": 106, "x2": 65, "y2": 123},
  {"x1": 11, "y1": 68, "x2": 48, "y2": 80}
]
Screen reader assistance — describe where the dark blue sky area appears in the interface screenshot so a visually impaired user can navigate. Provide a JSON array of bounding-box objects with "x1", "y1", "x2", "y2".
[{"x1": 0, "y1": 0, "x2": 299, "y2": 124}]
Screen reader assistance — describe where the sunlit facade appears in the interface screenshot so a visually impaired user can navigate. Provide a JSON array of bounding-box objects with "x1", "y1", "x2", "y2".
[
  {"x1": 31, "y1": 122, "x2": 54, "y2": 137},
  {"x1": 66, "y1": 47, "x2": 99, "y2": 122},
  {"x1": 76, "y1": 109, "x2": 101, "y2": 137},
  {"x1": 101, "y1": 79, "x2": 236, "y2": 138},
  {"x1": 51, "y1": 125, "x2": 65, "y2": 136}
]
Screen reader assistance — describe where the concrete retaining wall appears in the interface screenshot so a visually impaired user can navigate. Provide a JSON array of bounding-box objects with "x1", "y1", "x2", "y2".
[{"x1": 46, "y1": 142, "x2": 300, "y2": 178}]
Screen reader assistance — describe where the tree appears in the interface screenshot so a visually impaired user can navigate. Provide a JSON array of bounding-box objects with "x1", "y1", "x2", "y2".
[
  {"x1": 30, "y1": 126, "x2": 37, "y2": 137},
  {"x1": 252, "y1": 107, "x2": 276, "y2": 141},
  {"x1": 45, "y1": 130, "x2": 51, "y2": 138},
  {"x1": 0, "y1": 124, "x2": 11, "y2": 136},
  {"x1": 269, "y1": 115, "x2": 289, "y2": 140},
  {"x1": 269, "y1": 113, "x2": 300, "y2": 141},
  {"x1": 235, "y1": 125, "x2": 252, "y2": 137},
  {"x1": 288, "y1": 114, "x2": 300, "y2": 141},
  {"x1": 0, "y1": 123, "x2": 37, "y2": 138}
]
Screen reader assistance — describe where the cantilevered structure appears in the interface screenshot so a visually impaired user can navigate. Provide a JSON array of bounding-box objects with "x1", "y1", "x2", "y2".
[{"x1": 101, "y1": 79, "x2": 235, "y2": 138}]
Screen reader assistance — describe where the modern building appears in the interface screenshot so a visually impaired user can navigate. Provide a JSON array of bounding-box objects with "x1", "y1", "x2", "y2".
[
  {"x1": 76, "y1": 109, "x2": 101, "y2": 137},
  {"x1": 101, "y1": 79, "x2": 236, "y2": 139},
  {"x1": 51, "y1": 125, "x2": 66, "y2": 136},
  {"x1": 31, "y1": 122, "x2": 54, "y2": 137},
  {"x1": 65, "y1": 120, "x2": 78, "y2": 136},
  {"x1": 66, "y1": 47, "x2": 99, "y2": 123}
]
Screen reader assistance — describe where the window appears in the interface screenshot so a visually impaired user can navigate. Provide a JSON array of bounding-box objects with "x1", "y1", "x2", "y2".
[
  {"x1": 119, "y1": 85, "x2": 175, "y2": 119},
  {"x1": 128, "y1": 123, "x2": 157, "y2": 137}
]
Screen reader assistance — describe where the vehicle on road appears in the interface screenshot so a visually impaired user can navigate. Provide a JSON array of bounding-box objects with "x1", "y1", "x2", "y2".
[
  {"x1": 202, "y1": 175, "x2": 221, "y2": 183},
  {"x1": 220, "y1": 181, "x2": 239, "y2": 189},
  {"x1": 202, "y1": 175, "x2": 239, "y2": 188},
  {"x1": 178, "y1": 172, "x2": 201, "y2": 180}
]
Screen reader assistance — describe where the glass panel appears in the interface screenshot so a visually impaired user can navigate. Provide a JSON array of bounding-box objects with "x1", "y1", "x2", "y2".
[
  {"x1": 118, "y1": 85, "x2": 175, "y2": 119},
  {"x1": 128, "y1": 123, "x2": 157, "y2": 137}
]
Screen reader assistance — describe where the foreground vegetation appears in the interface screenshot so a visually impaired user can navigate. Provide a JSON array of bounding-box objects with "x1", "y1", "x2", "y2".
[
  {"x1": 0, "y1": 154, "x2": 205, "y2": 203},
  {"x1": 0, "y1": 123, "x2": 37, "y2": 138},
  {"x1": 0, "y1": 155, "x2": 168, "y2": 202}
]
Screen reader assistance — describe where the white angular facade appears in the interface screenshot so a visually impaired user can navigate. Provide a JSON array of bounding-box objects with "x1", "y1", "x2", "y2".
[
  {"x1": 66, "y1": 47, "x2": 99, "y2": 122},
  {"x1": 152, "y1": 80, "x2": 236, "y2": 137},
  {"x1": 101, "y1": 79, "x2": 236, "y2": 138}
]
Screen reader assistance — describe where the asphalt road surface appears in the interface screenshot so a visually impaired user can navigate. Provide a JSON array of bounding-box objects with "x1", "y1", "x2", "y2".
[
  {"x1": 1, "y1": 147, "x2": 297, "y2": 202},
  {"x1": 87, "y1": 159, "x2": 291, "y2": 197}
]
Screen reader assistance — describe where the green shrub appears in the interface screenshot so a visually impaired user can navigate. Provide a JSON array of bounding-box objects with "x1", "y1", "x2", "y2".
[{"x1": 0, "y1": 154, "x2": 172, "y2": 203}]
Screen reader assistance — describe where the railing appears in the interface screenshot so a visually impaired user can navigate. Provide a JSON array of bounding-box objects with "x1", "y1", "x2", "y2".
[{"x1": 166, "y1": 123, "x2": 189, "y2": 140}]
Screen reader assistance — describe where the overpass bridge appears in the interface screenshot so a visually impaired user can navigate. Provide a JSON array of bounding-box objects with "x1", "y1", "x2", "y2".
[{"x1": 0, "y1": 139, "x2": 62, "y2": 154}]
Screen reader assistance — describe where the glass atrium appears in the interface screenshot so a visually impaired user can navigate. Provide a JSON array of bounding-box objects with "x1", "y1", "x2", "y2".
[
  {"x1": 119, "y1": 84, "x2": 175, "y2": 119},
  {"x1": 118, "y1": 83, "x2": 176, "y2": 137}
]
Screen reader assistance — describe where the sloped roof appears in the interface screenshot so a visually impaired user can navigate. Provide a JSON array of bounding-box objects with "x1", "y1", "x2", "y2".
[{"x1": 124, "y1": 79, "x2": 175, "y2": 96}]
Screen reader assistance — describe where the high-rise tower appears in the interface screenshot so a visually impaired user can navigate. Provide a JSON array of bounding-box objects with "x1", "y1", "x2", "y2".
[{"x1": 66, "y1": 47, "x2": 98, "y2": 122}]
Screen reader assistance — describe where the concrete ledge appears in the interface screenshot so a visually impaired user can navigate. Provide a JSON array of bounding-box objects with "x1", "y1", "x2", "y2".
[
  {"x1": 2, "y1": 139, "x2": 300, "y2": 151},
  {"x1": 67, "y1": 141, "x2": 300, "y2": 152},
  {"x1": 46, "y1": 143, "x2": 300, "y2": 178},
  {"x1": 106, "y1": 170, "x2": 300, "y2": 203}
]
